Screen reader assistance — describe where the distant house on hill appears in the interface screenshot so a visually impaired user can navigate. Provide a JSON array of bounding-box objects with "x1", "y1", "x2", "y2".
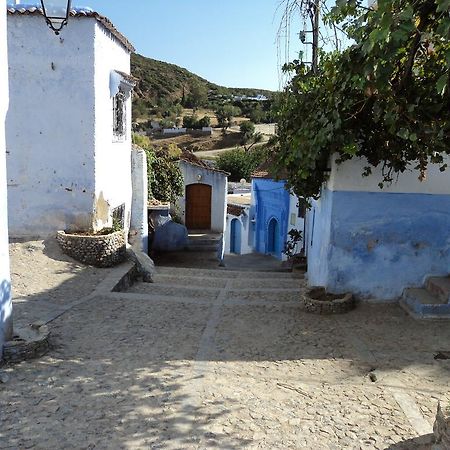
[{"x1": 6, "y1": 5, "x2": 136, "y2": 237}]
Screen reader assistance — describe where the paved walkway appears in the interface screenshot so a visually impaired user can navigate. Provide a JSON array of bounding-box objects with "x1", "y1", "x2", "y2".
[{"x1": 1, "y1": 244, "x2": 450, "y2": 449}]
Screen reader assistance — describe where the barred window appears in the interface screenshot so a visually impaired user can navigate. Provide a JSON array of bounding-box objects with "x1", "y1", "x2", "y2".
[
  {"x1": 113, "y1": 90, "x2": 126, "y2": 139},
  {"x1": 112, "y1": 204, "x2": 125, "y2": 229}
]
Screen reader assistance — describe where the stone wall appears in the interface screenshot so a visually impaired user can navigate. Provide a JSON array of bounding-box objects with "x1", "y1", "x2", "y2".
[
  {"x1": 434, "y1": 402, "x2": 450, "y2": 448},
  {"x1": 56, "y1": 230, "x2": 126, "y2": 267}
]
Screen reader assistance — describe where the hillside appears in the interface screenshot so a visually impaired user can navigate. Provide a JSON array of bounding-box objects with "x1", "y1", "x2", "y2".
[{"x1": 131, "y1": 53, "x2": 276, "y2": 106}]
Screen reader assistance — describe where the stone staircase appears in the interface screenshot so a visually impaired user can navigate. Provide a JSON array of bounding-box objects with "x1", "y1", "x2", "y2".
[
  {"x1": 127, "y1": 265, "x2": 305, "y2": 305},
  {"x1": 400, "y1": 275, "x2": 450, "y2": 319},
  {"x1": 186, "y1": 232, "x2": 221, "y2": 252}
]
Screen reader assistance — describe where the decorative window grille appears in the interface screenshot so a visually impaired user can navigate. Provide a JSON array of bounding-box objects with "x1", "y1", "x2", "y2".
[
  {"x1": 112, "y1": 204, "x2": 125, "y2": 229},
  {"x1": 113, "y1": 90, "x2": 126, "y2": 139}
]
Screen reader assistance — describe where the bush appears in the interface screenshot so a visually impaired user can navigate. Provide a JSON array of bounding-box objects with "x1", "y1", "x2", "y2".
[
  {"x1": 132, "y1": 133, "x2": 184, "y2": 204},
  {"x1": 216, "y1": 146, "x2": 268, "y2": 182},
  {"x1": 182, "y1": 115, "x2": 210, "y2": 129}
]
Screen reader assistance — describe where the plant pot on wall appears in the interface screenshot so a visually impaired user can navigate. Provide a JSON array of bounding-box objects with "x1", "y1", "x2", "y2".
[{"x1": 56, "y1": 229, "x2": 126, "y2": 268}]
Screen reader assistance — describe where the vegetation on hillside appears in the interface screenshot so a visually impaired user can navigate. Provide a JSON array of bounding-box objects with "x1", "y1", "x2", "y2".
[
  {"x1": 275, "y1": 0, "x2": 450, "y2": 200},
  {"x1": 131, "y1": 53, "x2": 276, "y2": 124}
]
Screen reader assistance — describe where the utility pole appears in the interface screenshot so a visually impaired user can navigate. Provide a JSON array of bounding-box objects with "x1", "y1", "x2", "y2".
[
  {"x1": 297, "y1": 0, "x2": 320, "y2": 73},
  {"x1": 311, "y1": 0, "x2": 320, "y2": 73}
]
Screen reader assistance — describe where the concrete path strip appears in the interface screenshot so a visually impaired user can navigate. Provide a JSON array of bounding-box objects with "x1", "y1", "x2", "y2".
[{"x1": 389, "y1": 388, "x2": 433, "y2": 436}]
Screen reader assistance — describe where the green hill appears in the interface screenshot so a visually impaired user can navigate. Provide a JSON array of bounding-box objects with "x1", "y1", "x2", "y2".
[{"x1": 131, "y1": 53, "x2": 276, "y2": 107}]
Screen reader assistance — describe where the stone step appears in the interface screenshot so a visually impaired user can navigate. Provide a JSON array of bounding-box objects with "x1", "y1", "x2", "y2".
[
  {"x1": 128, "y1": 283, "x2": 220, "y2": 301},
  {"x1": 400, "y1": 288, "x2": 450, "y2": 319},
  {"x1": 185, "y1": 245, "x2": 219, "y2": 252},
  {"x1": 186, "y1": 234, "x2": 221, "y2": 252},
  {"x1": 153, "y1": 273, "x2": 304, "y2": 289},
  {"x1": 425, "y1": 276, "x2": 450, "y2": 303},
  {"x1": 156, "y1": 266, "x2": 300, "y2": 279}
]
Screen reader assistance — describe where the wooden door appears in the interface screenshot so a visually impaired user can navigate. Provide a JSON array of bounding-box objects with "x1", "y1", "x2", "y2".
[{"x1": 186, "y1": 184, "x2": 212, "y2": 230}]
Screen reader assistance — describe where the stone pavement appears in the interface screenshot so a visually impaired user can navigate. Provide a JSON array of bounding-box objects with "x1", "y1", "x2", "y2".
[{"x1": 1, "y1": 245, "x2": 450, "y2": 449}]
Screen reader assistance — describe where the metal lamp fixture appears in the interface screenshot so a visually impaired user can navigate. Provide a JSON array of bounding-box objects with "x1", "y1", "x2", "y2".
[{"x1": 40, "y1": 0, "x2": 72, "y2": 35}]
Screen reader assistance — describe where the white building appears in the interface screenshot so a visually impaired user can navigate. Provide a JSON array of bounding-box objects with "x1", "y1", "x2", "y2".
[
  {"x1": 177, "y1": 155, "x2": 229, "y2": 233},
  {"x1": 1, "y1": 0, "x2": 12, "y2": 357},
  {"x1": 6, "y1": 6, "x2": 135, "y2": 237}
]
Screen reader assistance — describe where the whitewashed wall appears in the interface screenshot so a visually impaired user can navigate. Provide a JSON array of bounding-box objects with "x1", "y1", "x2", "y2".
[
  {"x1": 225, "y1": 207, "x2": 253, "y2": 255},
  {"x1": 6, "y1": 16, "x2": 96, "y2": 236},
  {"x1": 327, "y1": 155, "x2": 450, "y2": 194},
  {"x1": 130, "y1": 146, "x2": 148, "y2": 253},
  {"x1": 1, "y1": 0, "x2": 12, "y2": 356},
  {"x1": 93, "y1": 23, "x2": 132, "y2": 230},
  {"x1": 287, "y1": 193, "x2": 305, "y2": 258}
]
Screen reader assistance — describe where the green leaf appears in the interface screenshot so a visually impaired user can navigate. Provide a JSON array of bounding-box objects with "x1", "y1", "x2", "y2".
[
  {"x1": 436, "y1": 74, "x2": 448, "y2": 95},
  {"x1": 397, "y1": 128, "x2": 410, "y2": 140},
  {"x1": 437, "y1": 0, "x2": 450, "y2": 13}
]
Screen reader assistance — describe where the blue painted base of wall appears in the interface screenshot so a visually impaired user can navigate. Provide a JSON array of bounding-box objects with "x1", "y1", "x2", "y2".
[
  {"x1": 402, "y1": 291, "x2": 450, "y2": 318},
  {"x1": 0, "y1": 278, "x2": 12, "y2": 355},
  {"x1": 308, "y1": 189, "x2": 450, "y2": 300}
]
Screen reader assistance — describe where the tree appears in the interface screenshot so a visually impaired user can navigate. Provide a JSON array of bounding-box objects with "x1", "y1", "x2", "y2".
[
  {"x1": 240, "y1": 121, "x2": 264, "y2": 151},
  {"x1": 215, "y1": 105, "x2": 238, "y2": 132},
  {"x1": 275, "y1": 0, "x2": 450, "y2": 200},
  {"x1": 216, "y1": 146, "x2": 268, "y2": 181},
  {"x1": 184, "y1": 82, "x2": 208, "y2": 111}
]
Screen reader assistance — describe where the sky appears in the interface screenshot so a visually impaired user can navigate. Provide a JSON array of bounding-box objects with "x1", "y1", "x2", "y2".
[{"x1": 75, "y1": 0, "x2": 293, "y2": 92}]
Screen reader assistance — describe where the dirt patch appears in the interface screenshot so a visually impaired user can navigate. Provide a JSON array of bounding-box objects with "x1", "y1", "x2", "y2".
[{"x1": 308, "y1": 287, "x2": 346, "y2": 302}]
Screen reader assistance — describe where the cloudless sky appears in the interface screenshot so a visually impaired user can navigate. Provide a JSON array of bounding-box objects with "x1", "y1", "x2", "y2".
[{"x1": 77, "y1": 0, "x2": 290, "y2": 91}]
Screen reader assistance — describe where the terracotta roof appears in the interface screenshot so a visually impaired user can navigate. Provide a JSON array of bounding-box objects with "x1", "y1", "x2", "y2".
[
  {"x1": 179, "y1": 151, "x2": 230, "y2": 176},
  {"x1": 227, "y1": 204, "x2": 246, "y2": 217},
  {"x1": 7, "y1": 5, "x2": 135, "y2": 52},
  {"x1": 251, "y1": 157, "x2": 288, "y2": 180}
]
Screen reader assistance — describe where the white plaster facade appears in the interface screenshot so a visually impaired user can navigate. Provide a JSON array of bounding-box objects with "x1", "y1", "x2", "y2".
[
  {"x1": 177, "y1": 161, "x2": 228, "y2": 233},
  {"x1": 326, "y1": 155, "x2": 450, "y2": 195},
  {"x1": 225, "y1": 205, "x2": 253, "y2": 255},
  {"x1": 1, "y1": 0, "x2": 12, "y2": 357},
  {"x1": 6, "y1": 9, "x2": 134, "y2": 237},
  {"x1": 130, "y1": 146, "x2": 148, "y2": 253}
]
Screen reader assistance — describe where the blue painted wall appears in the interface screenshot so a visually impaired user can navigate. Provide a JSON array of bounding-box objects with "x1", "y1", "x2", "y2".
[
  {"x1": 252, "y1": 179, "x2": 290, "y2": 260},
  {"x1": 307, "y1": 189, "x2": 450, "y2": 299}
]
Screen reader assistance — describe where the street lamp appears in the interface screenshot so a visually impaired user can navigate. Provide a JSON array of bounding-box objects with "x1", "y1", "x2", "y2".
[{"x1": 40, "y1": 0, "x2": 72, "y2": 35}]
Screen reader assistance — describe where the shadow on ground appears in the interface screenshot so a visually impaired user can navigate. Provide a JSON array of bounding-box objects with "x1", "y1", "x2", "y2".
[{"x1": 1, "y1": 241, "x2": 449, "y2": 448}]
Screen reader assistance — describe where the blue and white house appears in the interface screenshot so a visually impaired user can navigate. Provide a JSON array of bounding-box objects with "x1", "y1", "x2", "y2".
[
  {"x1": 306, "y1": 155, "x2": 450, "y2": 300},
  {"x1": 250, "y1": 169, "x2": 305, "y2": 260}
]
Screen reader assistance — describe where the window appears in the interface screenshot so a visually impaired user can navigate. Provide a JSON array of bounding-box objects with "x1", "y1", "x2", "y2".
[
  {"x1": 113, "y1": 89, "x2": 126, "y2": 140},
  {"x1": 112, "y1": 204, "x2": 125, "y2": 229},
  {"x1": 297, "y1": 197, "x2": 307, "y2": 219}
]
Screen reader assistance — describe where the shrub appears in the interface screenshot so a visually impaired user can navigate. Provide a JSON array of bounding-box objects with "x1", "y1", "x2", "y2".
[{"x1": 216, "y1": 146, "x2": 268, "y2": 181}]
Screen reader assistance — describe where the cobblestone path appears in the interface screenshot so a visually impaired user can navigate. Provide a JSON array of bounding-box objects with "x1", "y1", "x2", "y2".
[{"x1": 1, "y1": 264, "x2": 450, "y2": 449}]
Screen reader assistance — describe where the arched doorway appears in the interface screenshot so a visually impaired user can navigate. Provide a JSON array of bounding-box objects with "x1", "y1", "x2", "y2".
[
  {"x1": 230, "y1": 218, "x2": 242, "y2": 254},
  {"x1": 267, "y1": 217, "x2": 279, "y2": 255},
  {"x1": 185, "y1": 183, "x2": 212, "y2": 230}
]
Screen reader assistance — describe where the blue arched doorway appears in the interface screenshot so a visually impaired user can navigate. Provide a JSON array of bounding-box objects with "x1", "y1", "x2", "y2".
[
  {"x1": 230, "y1": 218, "x2": 242, "y2": 254},
  {"x1": 267, "y1": 217, "x2": 279, "y2": 255}
]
